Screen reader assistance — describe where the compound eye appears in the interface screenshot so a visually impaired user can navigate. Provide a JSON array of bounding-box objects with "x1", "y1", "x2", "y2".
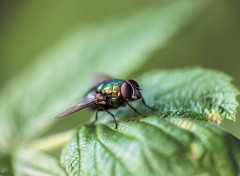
[
  {"x1": 121, "y1": 82, "x2": 133, "y2": 100},
  {"x1": 127, "y1": 80, "x2": 139, "y2": 88}
]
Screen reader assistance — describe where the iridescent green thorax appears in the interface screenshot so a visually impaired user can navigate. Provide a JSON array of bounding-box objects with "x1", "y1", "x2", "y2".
[{"x1": 96, "y1": 79, "x2": 124, "y2": 99}]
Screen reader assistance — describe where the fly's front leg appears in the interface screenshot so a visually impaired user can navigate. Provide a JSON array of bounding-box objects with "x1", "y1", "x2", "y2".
[
  {"x1": 126, "y1": 101, "x2": 146, "y2": 118},
  {"x1": 141, "y1": 97, "x2": 156, "y2": 111}
]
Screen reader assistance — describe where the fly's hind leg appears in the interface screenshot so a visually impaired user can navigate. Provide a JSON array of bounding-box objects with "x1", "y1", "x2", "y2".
[
  {"x1": 103, "y1": 108, "x2": 118, "y2": 129},
  {"x1": 91, "y1": 107, "x2": 118, "y2": 129},
  {"x1": 90, "y1": 108, "x2": 101, "y2": 125}
]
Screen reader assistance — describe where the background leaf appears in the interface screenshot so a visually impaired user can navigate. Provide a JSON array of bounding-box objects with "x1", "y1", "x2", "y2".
[
  {"x1": 0, "y1": 0, "x2": 209, "y2": 152},
  {"x1": 13, "y1": 148, "x2": 66, "y2": 176},
  {"x1": 0, "y1": 154, "x2": 12, "y2": 176},
  {"x1": 61, "y1": 117, "x2": 240, "y2": 176},
  {"x1": 96, "y1": 68, "x2": 239, "y2": 124}
]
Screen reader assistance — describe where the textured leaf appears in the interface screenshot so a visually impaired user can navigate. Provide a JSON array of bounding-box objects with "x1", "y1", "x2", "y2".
[
  {"x1": 61, "y1": 67, "x2": 239, "y2": 175},
  {"x1": 96, "y1": 68, "x2": 239, "y2": 124},
  {"x1": 0, "y1": 0, "x2": 209, "y2": 152},
  {"x1": 13, "y1": 148, "x2": 66, "y2": 176},
  {"x1": 61, "y1": 117, "x2": 240, "y2": 176},
  {"x1": 141, "y1": 68, "x2": 239, "y2": 121}
]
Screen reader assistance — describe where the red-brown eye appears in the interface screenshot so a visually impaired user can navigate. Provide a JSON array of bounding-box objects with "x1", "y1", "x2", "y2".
[
  {"x1": 121, "y1": 81, "x2": 133, "y2": 100},
  {"x1": 127, "y1": 80, "x2": 139, "y2": 88}
]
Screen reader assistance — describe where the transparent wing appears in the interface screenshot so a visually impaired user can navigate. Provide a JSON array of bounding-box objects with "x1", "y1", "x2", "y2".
[{"x1": 55, "y1": 98, "x2": 98, "y2": 119}]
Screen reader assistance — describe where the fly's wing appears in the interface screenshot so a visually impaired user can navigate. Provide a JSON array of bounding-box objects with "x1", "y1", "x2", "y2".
[
  {"x1": 91, "y1": 75, "x2": 113, "y2": 87},
  {"x1": 55, "y1": 98, "x2": 98, "y2": 119}
]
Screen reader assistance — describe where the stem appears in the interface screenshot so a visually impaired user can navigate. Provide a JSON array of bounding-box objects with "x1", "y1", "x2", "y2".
[{"x1": 31, "y1": 130, "x2": 74, "y2": 151}]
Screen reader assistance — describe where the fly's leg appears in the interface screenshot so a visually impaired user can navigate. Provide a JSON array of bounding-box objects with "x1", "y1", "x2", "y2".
[
  {"x1": 90, "y1": 108, "x2": 101, "y2": 125},
  {"x1": 141, "y1": 97, "x2": 156, "y2": 111},
  {"x1": 126, "y1": 101, "x2": 146, "y2": 117},
  {"x1": 104, "y1": 108, "x2": 118, "y2": 129}
]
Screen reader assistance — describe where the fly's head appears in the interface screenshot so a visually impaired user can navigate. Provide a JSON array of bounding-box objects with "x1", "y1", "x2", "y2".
[{"x1": 121, "y1": 80, "x2": 142, "y2": 101}]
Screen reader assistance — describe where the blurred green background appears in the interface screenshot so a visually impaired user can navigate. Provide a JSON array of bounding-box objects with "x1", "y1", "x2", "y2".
[{"x1": 0, "y1": 0, "x2": 240, "y2": 138}]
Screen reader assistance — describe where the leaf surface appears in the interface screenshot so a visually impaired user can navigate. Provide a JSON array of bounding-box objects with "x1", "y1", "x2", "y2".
[
  {"x1": 13, "y1": 148, "x2": 66, "y2": 176},
  {"x1": 62, "y1": 67, "x2": 240, "y2": 176},
  {"x1": 61, "y1": 117, "x2": 240, "y2": 176}
]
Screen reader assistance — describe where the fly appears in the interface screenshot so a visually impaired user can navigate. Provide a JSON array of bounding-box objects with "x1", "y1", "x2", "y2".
[{"x1": 56, "y1": 77, "x2": 154, "y2": 129}]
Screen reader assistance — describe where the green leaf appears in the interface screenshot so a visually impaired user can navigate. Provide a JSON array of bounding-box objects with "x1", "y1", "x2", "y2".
[
  {"x1": 0, "y1": 0, "x2": 209, "y2": 151},
  {"x1": 0, "y1": 154, "x2": 12, "y2": 176},
  {"x1": 61, "y1": 67, "x2": 239, "y2": 175},
  {"x1": 61, "y1": 117, "x2": 240, "y2": 176},
  {"x1": 13, "y1": 148, "x2": 66, "y2": 176},
  {"x1": 141, "y1": 68, "x2": 239, "y2": 121},
  {"x1": 96, "y1": 68, "x2": 239, "y2": 124}
]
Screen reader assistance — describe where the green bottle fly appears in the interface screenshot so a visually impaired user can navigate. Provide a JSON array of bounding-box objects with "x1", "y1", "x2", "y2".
[{"x1": 56, "y1": 77, "x2": 153, "y2": 129}]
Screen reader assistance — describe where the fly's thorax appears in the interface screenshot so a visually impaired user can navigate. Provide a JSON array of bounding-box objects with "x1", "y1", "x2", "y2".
[
  {"x1": 97, "y1": 79, "x2": 124, "y2": 99},
  {"x1": 102, "y1": 85, "x2": 121, "y2": 99}
]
